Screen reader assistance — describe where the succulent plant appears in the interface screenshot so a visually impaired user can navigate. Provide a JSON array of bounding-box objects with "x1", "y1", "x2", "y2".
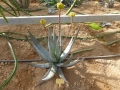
[
  {"x1": 39, "y1": 0, "x2": 83, "y2": 7},
  {"x1": 61, "y1": 0, "x2": 84, "y2": 7},
  {"x1": 9, "y1": 0, "x2": 31, "y2": 9},
  {"x1": 26, "y1": 27, "x2": 84, "y2": 86},
  {"x1": 26, "y1": 2, "x2": 84, "y2": 87}
]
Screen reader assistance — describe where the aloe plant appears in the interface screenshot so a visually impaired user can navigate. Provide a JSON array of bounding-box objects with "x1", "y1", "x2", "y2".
[
  {"x1": 26, "y1": 2, "x2": 84, "y2": 87},
  {"x1": 26, "y1": 26, "x2": 84, "y2": 86}
]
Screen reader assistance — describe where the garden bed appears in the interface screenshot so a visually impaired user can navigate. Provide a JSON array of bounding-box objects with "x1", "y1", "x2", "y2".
[{"x1": 0, "y1": 1, "x2": 120, "y2": 90}]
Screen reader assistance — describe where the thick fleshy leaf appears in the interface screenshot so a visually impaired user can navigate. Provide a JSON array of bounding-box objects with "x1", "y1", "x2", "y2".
[
  {"x1": 53, "y1": 28, "x2": 57, "y2": 43},
  {"x1": 59, "y1": 24, "x2": 62, "y2": 47},
  {"x1": 57, "y1": 67, "x2": 69, "y2": 83},
  {"x1": 61, "y1": 54, "x2": 73, "y2": 66},
  {"x1": 55, "y1": 40, "x2": 61, "y2": 60},
  {"x1": 0, "y1": 5, "x2": 8, "y2": 22},
  {"x1": 56, "y1": 63, "x2": 63, "y2": 67},
  {"x1": 42, "y1": 64, "x2": 57, "y2": 81},
  {"x1": 48, "y1": 29, "x2": 57, "y2": 62},
  {"x1": 56, "y1": 54, "x2": 73, "y2": 67},
  {"x1": 60, "y1": 37, "x2": 74, "y2": 61},
  {"x1": 35, "y1": 69, "x2": 51, "y2": 87},
  {"x1": 48, "y1": 28, "x2": 57, "y2": 50},
  {"x1": 53, "y1": 29, "x2": 61, "y2": 59},
  {"x1": 62, "y1": 58, "x2": 84, "y2": 67},
  {"x1": 35, "y1": 64, "x2": 57, "y2": 87},
  {"x1": 26, "y1": 37, "x2": 50, "y2": 62},
  {"x1": 28, "y1": 32, "x2": 51, "y2": 62},
  {"x1": 27, "y1": 63, "x2": 51, "y2": 68},
  {"x1": 48, "y1": 38, "x2": 56, "y2": 62},
  {"x1": 60, "y1": 29, "x2": 80, "y2": 61},
  {"x1": 48, "y1": 28, "x2": 54, "y2": 46}
]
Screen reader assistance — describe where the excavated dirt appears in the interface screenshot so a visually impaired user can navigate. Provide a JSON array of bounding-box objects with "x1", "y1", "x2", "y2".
[{"x1": 1, "y1": 1, "x2": 120, "y2": 90}]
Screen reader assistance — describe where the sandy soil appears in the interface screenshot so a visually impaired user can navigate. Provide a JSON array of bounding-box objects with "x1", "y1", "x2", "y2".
[{"x1": 1, "y1": 1, "x2": 120, "y2": 90}]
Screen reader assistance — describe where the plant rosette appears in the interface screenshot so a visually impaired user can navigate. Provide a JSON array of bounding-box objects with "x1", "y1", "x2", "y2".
[{"x1": 26, "y1": 2, "x2": 84, "y2": 87}]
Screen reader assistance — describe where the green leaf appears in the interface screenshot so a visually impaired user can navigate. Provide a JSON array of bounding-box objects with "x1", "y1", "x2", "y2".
[
  {"x1": 28, "y1": 31, "x2": 51, "y2": 59},
  {"x1": 62, "y1": 58, "x2": 84, "y2": 67},
  {"x1": 37, "y1": 64, "x2": 57, "y2": 86},
  {"x1": 65, "y1": 0, "x2": 77, "y2": 15},
  {"x1": 0, "y1": 40, "x2": 18, "y2": 90},
  {"x1": 53, "y1": 28, "x2": 57, "y2": 43},
  {"x1": 89, "y1": 23, "x2": 102, "y2": 30},
  {"x1": 26, "y1": 36, "x2": 50, "y2": 62},
  {"x1": 55, "y1": 40, "x2": 61, "y2": 60},
  {"x1": 60, "y1": 29, "x2": 80, "y2": 61},
  {"x1": 48, "y1": 29, "x2": 57, "y2": 62},
  {"x1": 1, "y1": 0, "x2": 17, "y2": 16},
  {"x1": 36, "y1": 69, "x2": 51, "y2": 87},
  {"x1": 0, "y1": 6, "x2": 8, "y2": 23},
  {"x1": 9, "y1": 0, "x2": 32, "y2": 16},
  {"x1": 60, "y1": 37, "x2": 74, "y2": 61},
  {"x1": 56, "y1": 54, "x2": 73, "y2": 67},
  {"x1": 57, "y1": 67, "x2": 68, "y2": 83},
  {"x1": 56, "y1": 63, "x2": 63, "y2": 67},
  {"x1": 27, "y1": 63, "x2": 51, "y2": 68},
  {"x1": 61, "y1": 54, "x2": 73, "y2": 66},
  {"x1": 42, "y1": 64, "x2": 57, "y2": 81},
  {"x1": 52, "y1": 29, "x2": 61, "y2": 59},
  {"x1": 0, "y1": 5, "x2": 16, "y2": 16}
]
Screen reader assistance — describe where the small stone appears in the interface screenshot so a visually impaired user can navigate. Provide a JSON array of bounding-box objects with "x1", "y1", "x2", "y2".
[
  {"x1": 30, "y1": 73, "x2": 34, "y2": 77},
  {"x1": 99, "y1": 53, "x2": 103, "y2": 56},
  {"x1": 74, "y1": 81, "x2": 77, "y2": 86},
  {"x1": 19, "y1": 78, "x2": 22, "y2": 81},
  {"x1": 31, "y1": 67, "x2": 35, "y2": 71},
  {"x1": 82, "y1": 54, "x2": 85, "y2": 57},
  {"x1": 0, "y1": 76, "x2": 3, "y2": 79},
  {"x1": 81, "y1": 82, "x2": 84, "y2": 86},
  {"x1": 18, "y1": 84, "x2": 21, "y2": 87},
  {"x1": 28, "y1": 71, "x2": 31, "y2": 74},
  {"x1": 5, "y1": 62, "x2": 7, "y2": 65},
  {"x1": 8, "y1": 62, "x2": 11, "y2": 65},
  {"x1": 28, "y1": 66, "x2": 32, "y2": 70},
  {"x1": 112, "y1": 44, "x2": 117, "y2": 47},
  {"x1": 1, "y1": 62, "x2": 4, "y2": 66},
  {"x1": 86, "y1": 85, "x2": 90, "y2": 90}
]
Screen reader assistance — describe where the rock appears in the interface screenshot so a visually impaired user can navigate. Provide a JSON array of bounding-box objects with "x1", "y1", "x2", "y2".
[
  {"x1": 1, "y1": 62, "x2": 4, "y2": 66},
  {"x1": 99, "y1": 53, "x2": 103, "y2": 56},
  {"x1": 8, "y1": 62, "x2": 11, "y2": 65},
  {"x1": 111, "y1": 43, "x2": 117, "y2": 47},
  {"x1": 5, "y1": 62, "x2": 8, "y2": 65}
]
